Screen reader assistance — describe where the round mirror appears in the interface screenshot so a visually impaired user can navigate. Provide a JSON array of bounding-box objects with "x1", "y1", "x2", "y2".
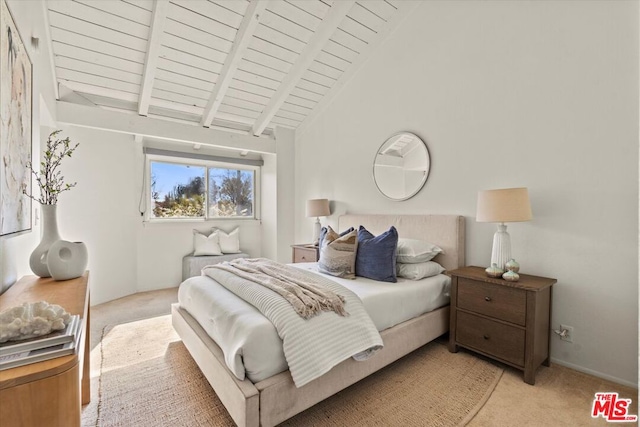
[{"x1": 373, "y1": 132, "x2": 430, "y2": 201}]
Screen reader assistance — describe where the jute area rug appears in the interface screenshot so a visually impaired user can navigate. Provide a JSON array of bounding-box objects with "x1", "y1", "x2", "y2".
[{"x1": 83, "y1": 315, "x2": 503, "y2": 427}]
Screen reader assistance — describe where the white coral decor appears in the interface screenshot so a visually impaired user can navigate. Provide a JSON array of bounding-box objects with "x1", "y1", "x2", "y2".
[{"x1": 0, "y1": 301, "x2": 71, "y2": 343}]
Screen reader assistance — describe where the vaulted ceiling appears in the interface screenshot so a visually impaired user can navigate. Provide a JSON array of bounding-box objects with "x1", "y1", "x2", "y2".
[{"x1": 46, "y1": 0, "x2": 413, "y2": 139}]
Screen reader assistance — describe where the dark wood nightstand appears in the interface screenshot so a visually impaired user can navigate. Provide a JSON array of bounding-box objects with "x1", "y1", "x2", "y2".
[
  {"x1": 291, "y1": 244, "x2": 319, "y2": 263},
  {"x1": 448, "y1": 266, "x2": 556, "y2": 385}
]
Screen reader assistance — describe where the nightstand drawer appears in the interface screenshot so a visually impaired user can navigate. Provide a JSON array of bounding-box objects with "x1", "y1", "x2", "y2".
[
  {"x1": 457, "y1": 278, "x2": 526, "y2": 326},
  {"x1": 456, "y1": 311, "x2": 525, "y2": 366},
  {"x1": 293, "y1": 247, "x2": 317, "y2": 263}
]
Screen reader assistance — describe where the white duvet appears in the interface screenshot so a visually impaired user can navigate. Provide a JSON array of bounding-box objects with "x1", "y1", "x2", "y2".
[{"x1": 178, "y1": 262, "x2": 450, "y2": 383}]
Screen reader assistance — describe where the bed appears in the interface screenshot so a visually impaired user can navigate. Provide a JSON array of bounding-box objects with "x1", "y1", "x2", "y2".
[{"x1": 171, "y1": 214, "x2": 465, "y2": 427}]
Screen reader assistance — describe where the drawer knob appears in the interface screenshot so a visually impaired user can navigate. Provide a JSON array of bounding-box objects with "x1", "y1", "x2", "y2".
[
  {"x1": 484, "y1": 296, "x2": 492, "y2": 302},
  {"x1": 483, "y1": 334, "x2": 490, "y2": 340},
  {"x1": 301, "y1": 256, "x2": 306, "y2": 260}
]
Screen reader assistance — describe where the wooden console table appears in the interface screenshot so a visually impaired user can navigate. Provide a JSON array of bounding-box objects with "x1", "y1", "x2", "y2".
[{"x1": 0, "y1": 272, "x2": 90, "y2": 427}]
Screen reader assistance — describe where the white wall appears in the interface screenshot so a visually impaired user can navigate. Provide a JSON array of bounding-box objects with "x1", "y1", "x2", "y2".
[
  {"x1": 55, "y1": 126, "x2": 138, "y2": 304},
  {"x1": 295, "y1": 1, "x2": 638, "y2": 386},
  {"x1": 0, "y1": 1, "x2": 57, "y2": 293},
  {"x1": 260, "y1": 127, "x2": 295, "y2": 263},
  {"x1": 273, "y1": 127, "x2": 295, "y2": 263},
  {"x1": 57, "y1": 126, "x2": 264, "y2": 304},
  {"x1": 261, "y1": 150, "x2": 277, "y2": 261}
]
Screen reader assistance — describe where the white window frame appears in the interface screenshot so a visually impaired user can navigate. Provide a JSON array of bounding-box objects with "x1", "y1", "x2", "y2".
[{"x1": 145, "y1": 153, "x2": 261, "y2": 222}]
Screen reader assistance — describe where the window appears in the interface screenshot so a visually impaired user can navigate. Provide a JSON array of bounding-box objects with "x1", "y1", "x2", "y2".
[
  {"x1": 147, "y1": 154, "x2": 259, "y2": 220},
  {"x1": 208, "y1": 168, "x2": 254, "y2": 218},
  {"x1": 150, "y1": 162, "x2": 206, "y2": 219}
]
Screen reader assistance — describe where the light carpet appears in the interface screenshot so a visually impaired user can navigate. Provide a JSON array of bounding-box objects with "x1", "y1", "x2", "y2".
[{"x1": 87, "y1": 315, "x2": 503, "y2": 427}]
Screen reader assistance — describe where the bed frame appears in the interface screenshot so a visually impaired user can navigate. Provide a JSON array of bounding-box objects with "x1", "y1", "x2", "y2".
[{"x1": 172, "y1": 214, "x2": 465, "y2": 427}]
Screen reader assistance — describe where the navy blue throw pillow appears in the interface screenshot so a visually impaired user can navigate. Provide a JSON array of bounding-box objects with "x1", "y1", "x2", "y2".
[
  {"x1": 319, "y1": 226, "x2": 355, "y2": 249},
  {"x1": 355, "y1": 226, "x2": 398, "y2": 283}
]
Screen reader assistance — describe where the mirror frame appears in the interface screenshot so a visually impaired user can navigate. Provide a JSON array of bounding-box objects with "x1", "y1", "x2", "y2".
[{"x1": 372, "y1": 132, "x2": 431, "y2": 201}]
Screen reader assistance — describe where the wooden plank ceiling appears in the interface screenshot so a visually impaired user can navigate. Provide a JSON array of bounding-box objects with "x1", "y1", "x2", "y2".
[{"x1": 47, "y1": 0, "x2": 406, "y2": 137}]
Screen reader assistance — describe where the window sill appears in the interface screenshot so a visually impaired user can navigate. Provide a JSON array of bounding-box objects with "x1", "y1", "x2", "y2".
[{"x1": 142, "y1": 217, "x2": 260, "y2": 225}]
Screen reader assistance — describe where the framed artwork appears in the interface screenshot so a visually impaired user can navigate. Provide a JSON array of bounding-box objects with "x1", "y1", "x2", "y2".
[{"x1": 0, "y1": 0, "x2": 32, "y2": 237}]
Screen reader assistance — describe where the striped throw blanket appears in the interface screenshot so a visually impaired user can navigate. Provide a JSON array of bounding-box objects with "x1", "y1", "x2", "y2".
[
  {"x1": 203, "y1": 258, "x2": 383, "y2": 387},
  {"x1": 209, "y1": 258, "x2": 347, "y2": 319}
]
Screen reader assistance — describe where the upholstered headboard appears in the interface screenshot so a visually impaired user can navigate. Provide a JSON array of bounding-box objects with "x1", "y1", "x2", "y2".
[{"x1": 338, "y1": 214, "x2": 465, "y2": 272}]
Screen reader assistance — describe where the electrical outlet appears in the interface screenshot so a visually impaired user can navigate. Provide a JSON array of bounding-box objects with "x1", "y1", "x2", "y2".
[{"x1": 560, "y1": 324, "x2": 574, "y2": 343}]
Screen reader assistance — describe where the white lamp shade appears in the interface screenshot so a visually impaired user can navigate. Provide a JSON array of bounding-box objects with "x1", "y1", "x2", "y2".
[
  {"x1": 306, "y1": 199, "x2": 330, "y2": 218},
  {"x1": 476, "y1": 188, "x2": 532, "y2": 223}
]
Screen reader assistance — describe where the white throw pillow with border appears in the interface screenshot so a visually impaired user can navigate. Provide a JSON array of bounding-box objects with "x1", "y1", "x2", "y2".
[
  {"x1": 396, "y1": 261, "x2": 445, "y2": 280},
  {"x1": 212, "y1": 227, "x2": 241, "y2": 254},
  {"x1": 193, "y1": 230, "x2": 223, "y2": 256},
  {"x1": 396, "y1": 238, "x2": 443, "y2": 264}
]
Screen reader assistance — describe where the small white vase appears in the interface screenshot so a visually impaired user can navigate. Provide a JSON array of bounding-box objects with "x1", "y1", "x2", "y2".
[
  {"x1": 47, "y1": 240, "x2": 88, "y2": 281},
  {"x1": 502, "y1": 269, "x2": 520, "y2": 282},
  {"x1": 29, "y1": 204, "x2": 61, "y2": 277},
  {"x1": 485, "y1": 263, "x2": 504, "y2": 278},
  {"x1": 505, "y1": 258, "x2": 520, "y2": 273}
]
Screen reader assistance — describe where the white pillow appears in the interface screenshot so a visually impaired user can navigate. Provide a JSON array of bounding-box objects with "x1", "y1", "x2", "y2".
[
  {"x1": 396, "y1": 261, "x2": 445, "y2": 280},
  {"x1": 193, "y1": 230, "x2": 223, "y2": 256},
  {"x1": 212, "y1": 228, "x2": 241, "y2": 254},
  {"x1": 396, "y1": 238, "x2": 443, "y2": 264}
]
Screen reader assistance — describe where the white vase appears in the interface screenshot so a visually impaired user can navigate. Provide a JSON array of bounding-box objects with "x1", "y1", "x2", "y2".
[
  {"x1": 29, "y1": 204, "x2": 61, "y2": 277},
  {"x1": 47, "y1": 241, "x2": 88, "y2": 281}
]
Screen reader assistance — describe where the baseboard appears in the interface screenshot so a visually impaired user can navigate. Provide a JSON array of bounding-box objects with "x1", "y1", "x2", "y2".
[
  {"x1": 550, "y1": 358, "x2": 637, "y2": 389},
  {"x1": 136, "y1": 282, "x2": 180, "y2": 293}
]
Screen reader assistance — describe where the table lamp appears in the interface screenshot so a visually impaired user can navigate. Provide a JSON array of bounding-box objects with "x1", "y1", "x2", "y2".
[
  {"x1": 476, "y1": 188, "x2": 532, "y2": 270},
  {"x1": 306, "y1": 199, "x2": 330, "y2": 245}
]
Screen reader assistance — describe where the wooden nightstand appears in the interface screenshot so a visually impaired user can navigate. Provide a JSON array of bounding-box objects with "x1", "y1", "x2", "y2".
[
  {"x1": 448, "y1": 266, "x2": 556, "y2": 385},
  {"x1": 291, "y1": 244, "x2": 319, "y2": 263}
]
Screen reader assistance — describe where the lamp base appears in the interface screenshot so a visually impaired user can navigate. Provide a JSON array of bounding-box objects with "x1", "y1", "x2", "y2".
[
  {"x1": 312, "y1": 218, "x2": 321, "y2": 246},
  {"x1": 490, "y1": 223, "x2": 511, "y2": 271}
]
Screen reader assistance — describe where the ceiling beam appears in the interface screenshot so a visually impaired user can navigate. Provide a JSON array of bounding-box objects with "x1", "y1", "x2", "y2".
[
  {"x1": 57, "y1": 83, "x2": 274, "y2": 134},
  {"x1": 41, "y1": 0, "x2": 59, "y2": 99},
  {"x1": 201, "y1": 0, "x2": 267, "y2": 128},
  {"x1": 59, "y1": 80, "x2": 138, "y2": 103},
  {"x1": 251, "y1": 0, "x2": 355, "y2": 136},
  {"x1": 56, "y1": 101, "x2": 276, "y2": 154},
  {"x1": 59, "y1": 82, "x2": 247, "y2": 126},
  {"x1": 58, "y1": 83, "x2": 96, "y2": 106},
  {"x1": 138, "y1": 0, "x2": 169, "y2": 116},
  {"x1": 296, "y1": 2, "x2": 420, "y2": 137}
]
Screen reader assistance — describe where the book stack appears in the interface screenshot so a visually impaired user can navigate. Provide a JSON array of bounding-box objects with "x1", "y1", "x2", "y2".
[{"x1": 0, "y1": 315, "x2": 82, "y2": 370}]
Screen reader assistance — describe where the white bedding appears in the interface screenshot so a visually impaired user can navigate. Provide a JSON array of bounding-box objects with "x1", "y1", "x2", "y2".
[
  {"x1": 178, "y1": 262, "x2": 450, "y2": 383},
  {"x1": 202, "y1": 260, "x2": 383, "y2": 387}
]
